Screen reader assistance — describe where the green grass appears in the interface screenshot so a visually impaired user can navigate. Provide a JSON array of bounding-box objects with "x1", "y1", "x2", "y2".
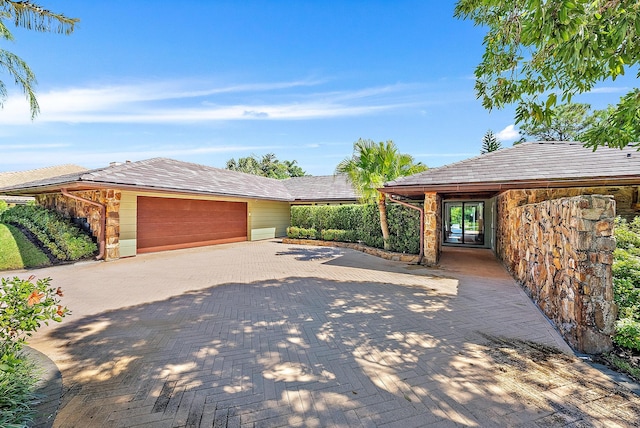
[
  {"x1": 0, "y1": 223, "x2": 50, "y2": 271},
  {"x1": 0, "y1": 353, "x2": 40, "y2": 427},
  {"x1": 604, "y1": 353, "x2": 640, "y2": 382}
]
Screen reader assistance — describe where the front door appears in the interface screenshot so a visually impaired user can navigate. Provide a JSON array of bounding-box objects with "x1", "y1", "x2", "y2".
[{"x1": 443, "y1": 201, "x2": 485, "y2": 246}]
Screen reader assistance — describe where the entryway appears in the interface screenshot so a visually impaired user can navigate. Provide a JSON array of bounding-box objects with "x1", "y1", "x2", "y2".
[{"x1": 443, "y1": 201, "x2": 485, "y2": 245}]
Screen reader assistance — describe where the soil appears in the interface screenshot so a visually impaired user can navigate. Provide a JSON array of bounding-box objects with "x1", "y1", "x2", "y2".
[{"x1": 478, "y1": 334, "x2": 640, "y2": 424}]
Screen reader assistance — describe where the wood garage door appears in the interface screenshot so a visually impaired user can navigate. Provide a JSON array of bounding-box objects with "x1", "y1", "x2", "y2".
[{"x1": 137, "y1": 196, "x2": 247, "y2": 253}]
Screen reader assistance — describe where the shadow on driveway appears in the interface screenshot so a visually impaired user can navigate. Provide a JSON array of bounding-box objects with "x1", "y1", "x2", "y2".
[{"x1": 43, "y1": 275, "x2": 640, "y2": 427}]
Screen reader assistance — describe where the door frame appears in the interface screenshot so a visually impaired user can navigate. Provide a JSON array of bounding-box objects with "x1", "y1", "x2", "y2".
[{"x1": 441, "y1": 198, "x2": 495, "y2": 249}]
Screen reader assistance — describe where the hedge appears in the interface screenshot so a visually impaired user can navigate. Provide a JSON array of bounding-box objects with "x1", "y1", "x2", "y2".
[
  {"x1": 0, "y1": 205, "x2": 98, "y2": 261},
  {"x1": 289, "y1": 203, "x2": 420, "y2": 254}
]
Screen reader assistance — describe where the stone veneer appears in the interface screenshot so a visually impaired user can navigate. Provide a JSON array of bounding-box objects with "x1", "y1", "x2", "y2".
[
  {"x1": 423, "y1": 192, "x2": 441, "y2": 265},
  {"x1": 36, "y1": 189, "x2": 122, "y2": 260},
  {"x1": 497, "y1": 191, "x2": 617, "y2": 353},
  {"x1": 500, "y1": 186, "x2": 637, "y2": 221}
]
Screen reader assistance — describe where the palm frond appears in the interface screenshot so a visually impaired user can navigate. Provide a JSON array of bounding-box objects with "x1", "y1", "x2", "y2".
[
  {"x1": 0, "y1": 49, "x2": 38, "y2": 117},
  {"x1": 1, "y1": 1, "x2": 78, "y2": 34}
]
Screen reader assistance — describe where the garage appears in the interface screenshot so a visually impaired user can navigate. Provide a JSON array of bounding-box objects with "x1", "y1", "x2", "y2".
[{"x1": 137, "y1": 196, "x2": 247, "y2": 253}]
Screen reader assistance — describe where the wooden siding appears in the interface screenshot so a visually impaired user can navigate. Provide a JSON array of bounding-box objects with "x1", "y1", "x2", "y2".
[
  {"x1": 137, "y1": 196, "x2": 247, "y2": 253},
  {"x1": 248, "y1": 200, "x2": 290, "y2": 240}
]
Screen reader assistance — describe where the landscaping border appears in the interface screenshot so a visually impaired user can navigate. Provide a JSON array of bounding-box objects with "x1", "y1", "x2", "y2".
[{"x1": 282, "y1": 238, "x2": 420, "y2": 263}]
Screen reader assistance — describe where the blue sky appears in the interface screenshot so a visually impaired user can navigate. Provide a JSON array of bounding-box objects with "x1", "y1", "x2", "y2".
[{"x1": 1, "y1": 1, "x2": 635, "y2": 175}]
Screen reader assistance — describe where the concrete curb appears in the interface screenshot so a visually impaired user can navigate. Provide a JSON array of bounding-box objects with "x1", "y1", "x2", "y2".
[{"x1": 24, "y1": 346, "x2": 62, "y2": 428}]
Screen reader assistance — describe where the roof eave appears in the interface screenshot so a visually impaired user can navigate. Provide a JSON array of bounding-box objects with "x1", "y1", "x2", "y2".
[
  {"x1": 381, "y1": 176, "x2": 640, "y2": 197},
  {"x1": 3, "y1": 180, "x2": 294, "y2": 202}
]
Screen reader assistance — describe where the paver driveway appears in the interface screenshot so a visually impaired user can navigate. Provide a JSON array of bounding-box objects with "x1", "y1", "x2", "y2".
[{"x1": 17, "y1": 241, "x2": 640, "y2": 427}]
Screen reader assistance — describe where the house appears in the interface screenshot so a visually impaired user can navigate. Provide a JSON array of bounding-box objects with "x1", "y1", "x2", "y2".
[
  {"x1": 381, "y1": 141, "x2": 640, "y2": 353},
  {"x1": 0, "y1": 158, "x2": 357, "y2": 260},
  {"x1": 382, "y1": 141, "x2": 640, "y2": 264},
  {"x1": 0, "y1": 164, "x2": 88, "y2": 206}
]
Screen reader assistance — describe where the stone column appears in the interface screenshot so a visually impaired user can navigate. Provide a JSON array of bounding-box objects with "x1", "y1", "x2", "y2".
[{"x1": 423, "y1": 192, "x2": 441, "y2": 265}]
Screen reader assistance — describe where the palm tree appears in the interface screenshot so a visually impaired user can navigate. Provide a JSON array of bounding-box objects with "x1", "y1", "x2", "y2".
[
  {"x1": 336, "y1": 139, "x2": 427, "y2": 250},
  {"x1": 0, "y1": 1, "x2": 78, "y2": 118}
]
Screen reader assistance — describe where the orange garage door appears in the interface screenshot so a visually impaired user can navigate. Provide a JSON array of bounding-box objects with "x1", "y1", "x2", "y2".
[{"x1": 137, "y1": 196, "x2": 247, "y2": 253}]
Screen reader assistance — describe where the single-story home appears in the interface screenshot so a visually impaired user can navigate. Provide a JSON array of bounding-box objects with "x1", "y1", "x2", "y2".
[
  {"x1": 0, "y1": 158, "x2": 357, "y2": 260},
  {"x1": 0, "y1": 164, "x2": 88, "y2": 206},
  {"x1": 2, "y1": 142, "x2": 637, "y2": 352},
  {"x1": 382, "y1": 141, "x2": 640, "y2": 264},
  {"x1": 381, "y1": 141, "x2": 640, "y2": 353}
]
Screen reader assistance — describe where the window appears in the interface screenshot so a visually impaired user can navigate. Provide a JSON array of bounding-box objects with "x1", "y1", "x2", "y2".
[{"x1": 443, "y1": 201, "x2": 485, "y2": 245}]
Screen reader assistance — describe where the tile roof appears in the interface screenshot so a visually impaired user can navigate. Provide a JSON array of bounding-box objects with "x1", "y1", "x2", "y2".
[
  {"x1": 283, "y1": 175, "x2": 358, "y2": 202},
  {"x1": 385, "y1": 142, "x2": 640, "y2": 191},
  {"x1": 0, "y1": 164, "x2": 87, "y2": 188},
  {"x1": 1, "y1": 158, "x2": 359, "y2": 202}
]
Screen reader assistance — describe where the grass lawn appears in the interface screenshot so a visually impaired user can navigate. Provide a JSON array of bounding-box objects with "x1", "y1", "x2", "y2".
[{"x1": 0, "y1": 223, "x2": 50, "y2": 270}]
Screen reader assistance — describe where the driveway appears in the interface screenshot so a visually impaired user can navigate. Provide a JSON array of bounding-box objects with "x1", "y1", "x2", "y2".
[{"x1": 15, "y1": 241, "x2": 640, "y2": 427}]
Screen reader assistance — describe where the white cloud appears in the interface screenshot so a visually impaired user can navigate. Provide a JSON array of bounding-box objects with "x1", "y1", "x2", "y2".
[
  {"x1": 588, "y1": 86, "x2": 630, "y2": 94},
  {"x1": 0, "y1": 79, "x2": 424, "y2": 125},
  {"x1": 0, "y1": 144, "x2": 283, "y2": 168},
  {"x1": 496, "y1": 124, "x2": 520, "y2": 141}
]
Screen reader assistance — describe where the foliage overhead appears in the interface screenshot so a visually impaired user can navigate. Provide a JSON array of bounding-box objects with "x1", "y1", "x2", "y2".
[
  {"x1": 480, "y1": 129, "x2": 502, "y2": 153},
  {"x1": 0, "y1": 1, "x2": 78, "y2": 118},
  {"x1": 454, "y1": 0, "x2": 640, "y2": 149},
  {"x1": 518, "y1": 102, "x2": 597, "y2": 142},
  {"x1": 225, "y1": 153, "x2": 307, "y2": 179}
]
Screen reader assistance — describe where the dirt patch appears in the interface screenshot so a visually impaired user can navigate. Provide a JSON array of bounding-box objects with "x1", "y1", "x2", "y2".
[{"x1": 478, "y1": 334, "x2": 640, "y2": 425}]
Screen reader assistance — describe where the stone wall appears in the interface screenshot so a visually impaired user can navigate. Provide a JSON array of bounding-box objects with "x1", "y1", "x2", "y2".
[
  {"x1": 498, "y1": 186, "x2": 637, "y2": 221},
  {"x1": 423, "y1": 192, "x2": 441, "y2": 265},
  {"x1": 497, "y1": 191, "x2": 617, "y2": 353},
  {"x1": 36, "y1": 189, "x2": 122, "y2": 260}
]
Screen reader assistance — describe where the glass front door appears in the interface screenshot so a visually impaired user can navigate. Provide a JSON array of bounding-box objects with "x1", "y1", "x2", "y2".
[{"x1": 444, "y1": 201, "x2": 485, "y2": 246}]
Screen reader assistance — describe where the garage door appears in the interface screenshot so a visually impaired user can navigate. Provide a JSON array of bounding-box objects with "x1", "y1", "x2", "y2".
[{"x1": 137, "y1": 196, "x2": 247, "y2": 253}]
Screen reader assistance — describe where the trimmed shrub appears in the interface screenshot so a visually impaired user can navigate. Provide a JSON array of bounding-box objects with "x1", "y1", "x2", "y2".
[
  {"x1": 290, "y1": 202, "x2": 420, "y2": 254},
  {"x1": 286, "y1": 226, "x2": 318, "y2": 239},
  {"x1": 321, "y1": 229, "x2": 357, "y2": 242},
  {"x1": 0, "y1": 205, "x2": 97, "y2": 261}
]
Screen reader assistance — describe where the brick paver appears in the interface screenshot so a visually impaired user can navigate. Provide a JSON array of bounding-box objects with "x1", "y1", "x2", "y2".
[{"x1": 13, "y1": 241, "x2": 640, "y2": 427}]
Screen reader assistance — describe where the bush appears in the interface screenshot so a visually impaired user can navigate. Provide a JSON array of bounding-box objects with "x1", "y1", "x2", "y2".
[
  {"x1": 286, "y1": 226, "x2": 317, "y2": 239},
  {"x1": 0, "y1": 354, "x2": 39, "y2": 427},
  {"x1": 613, "y1": 318, "x2": 640, "y2": 351},
  {"x1": 612, "y1": 216, "x2": 640, "y2": 355},
  {"x1": 290, "y1": 203, "x2": 420, "y2": 254},
  {"x1": 321, "y1": 229, "x2": 357, "y2": 242},
  {"x1": 1, "y1": 276, "x2": 69, "y2": 370},
  {"x1": 0, "y1": 200, "x2": 7, "y2": 213},
  {"x1": 0, "y1": 276, "x2": 68, "y2": 427},
  {"x1": 0, "y1": 205, "x2": 97, "y2": 261}
]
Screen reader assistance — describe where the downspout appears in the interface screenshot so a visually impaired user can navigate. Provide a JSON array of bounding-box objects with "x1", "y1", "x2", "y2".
[
  {"x1": 61, "y1": 188, "x2": 106, "y2": 260},
  {"x1": 386, "y1": 194, "x2": 424, "y2": 264}
]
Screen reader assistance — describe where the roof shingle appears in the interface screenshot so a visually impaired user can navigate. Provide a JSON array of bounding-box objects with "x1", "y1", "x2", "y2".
[
  {"x1": 386, "y1": 142, "x2": 640, "y2": 189},
  {"x1": 1, "y1": 158, "x2": 359, "y2": 202}
]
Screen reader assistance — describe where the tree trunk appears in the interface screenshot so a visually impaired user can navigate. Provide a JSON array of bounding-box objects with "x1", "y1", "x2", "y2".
[{"x1": 378, "y1": 195, "x2": 390, "y2": 250}]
